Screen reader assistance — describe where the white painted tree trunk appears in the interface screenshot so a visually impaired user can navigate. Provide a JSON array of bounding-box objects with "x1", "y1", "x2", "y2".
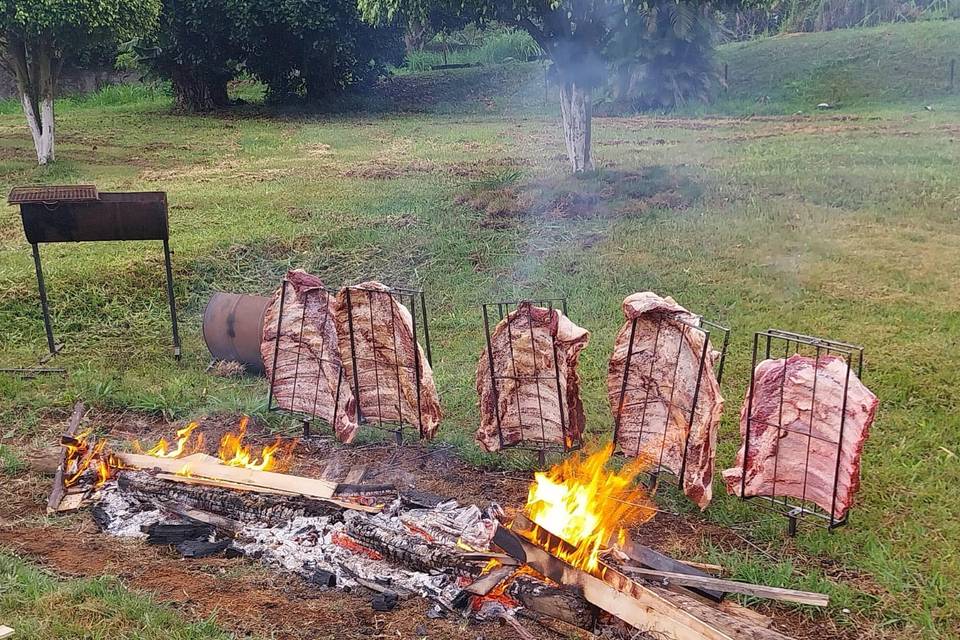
[
  {"x1": 6, "y1": 39, "x2": 58, "y2": 165},
  {"x1": 37, "y1": 96, "x2": 55, "y2": 164},
  {"x1": 559, "y1": 80, "x2": 593, "y2": 173}
]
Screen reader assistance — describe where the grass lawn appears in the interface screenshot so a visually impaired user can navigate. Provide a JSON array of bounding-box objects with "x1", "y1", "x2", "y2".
[{"x1": 2, "y1": 20, "x2": 959, "y2": 640}]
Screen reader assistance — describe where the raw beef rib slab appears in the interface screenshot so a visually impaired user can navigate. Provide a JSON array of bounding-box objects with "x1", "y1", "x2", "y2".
[
  {"x1": 334, "y1": 282, "x2": 443, "y2": 439},
  {"x1": 475, "y1": 302, "x2": 590, "y2": 452},
  {"x1": 261, "y1": 270, "x2": 359, "y2": 443},
  {"x1": 606, "y1": 292, "x2": 724, "y2": 509},
  {"x1": 722, "y1": 354, "x2": 878, "y2": 521}
]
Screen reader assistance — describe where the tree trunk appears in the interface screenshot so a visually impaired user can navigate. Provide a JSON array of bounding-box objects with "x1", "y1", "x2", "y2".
[
  {"x1": 559, "y1": 80, "x2": 593, "y2": 173},
  {"x1": 5, "y1": 37, "x2": 58, "y2": 165},
  {"x1": 170, "y1": 67, "x2": 229, "y2": 112}
]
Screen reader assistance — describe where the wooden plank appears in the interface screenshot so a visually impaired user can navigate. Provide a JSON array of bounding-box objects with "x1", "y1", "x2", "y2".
[
  {"x1": 621, "y1": 538, "x2": 725, "y2": 602},
  {"x1": 46, "y1": 402, "x2": 86, "y2": 515},
  {"x1": 343, "y1": 465, "x2": 367, "y2": 484},
  {"x1": 649, "y1": 585, "x2": 792, "y2": 640},
  {"x1": 619, "y1": 566, "x2": 828, "y2": 607},
  {"x1": 465, "y1": 565, "x2": 517, "y2": 595},
  {"x1": 150, "y1": 471, "x2": 381, "y2": 513},
  {"x1": 507, "y1": 517, "x2": 794, "y2": 640},
  {"x1": 513, "y1": 535, "x2": 738, "y2": 640},
  {"x1": 682, "y1": 561, "x2": 725, "y2": 576},
  {"x1": 116, "y1": 452, "x2": 337, "y2": 499},
  {"x1": 56, "y1": 492, "x2": 86, "y2": 512},
  {"x1": 0, "y1": 625, "x2": 13, "y2": 639}
]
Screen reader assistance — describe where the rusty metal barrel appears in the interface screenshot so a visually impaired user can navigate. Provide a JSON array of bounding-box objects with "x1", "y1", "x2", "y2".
[{"x1": 202, "y1": 292, "x2": 272, "y2": 373}]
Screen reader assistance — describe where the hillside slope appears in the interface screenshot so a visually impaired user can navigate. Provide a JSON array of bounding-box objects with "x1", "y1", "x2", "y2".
[{"x1": 718, "y1": 20, "x2": 960, "y2": 111}]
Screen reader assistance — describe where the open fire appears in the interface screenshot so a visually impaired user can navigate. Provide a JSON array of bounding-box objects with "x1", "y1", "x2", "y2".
[
  {"x1": 135, "y1": 416, "x2": 297, "y2": 473},
  {"x1": 48, "y1": 407, "x2": 818, "y2": 640},
  {"x1": 522, "y1": 443, "x2": 655, "y2": 572}
]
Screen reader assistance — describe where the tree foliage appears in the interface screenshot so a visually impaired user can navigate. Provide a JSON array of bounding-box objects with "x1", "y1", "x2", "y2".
[
  {"x1": 0, "y1": 0, "x2": 160, "y2": 163},
  {"x1": 233, "y1": 0, "x2": 403, "y2": 102},
  {"x1": 606, "y1": 1, "x2": 722, "y2": 110},
  {"x1": 130, "y1": 0, "x2": 240, "y2": 111}
]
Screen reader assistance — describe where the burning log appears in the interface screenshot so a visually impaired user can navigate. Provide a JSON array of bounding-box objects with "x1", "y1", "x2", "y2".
[
  {"x1": 46, "y1": 401, "x2": 86, "y2": 514},
  {"x1": 506, "y1": 575, "x2": 597, "y2": 631},
  {"x1": 342, "y1": 510, "x2": 473, "y2": 574},
  {"x1": 117, "y1": 471, "x2": 346, "y2": 526},
  {"x1": 114, "y1": 451, "x2": 380, "y2": 512},
  {"x1": 506, "y1": 516, "x2": 794, "y2": 640}
]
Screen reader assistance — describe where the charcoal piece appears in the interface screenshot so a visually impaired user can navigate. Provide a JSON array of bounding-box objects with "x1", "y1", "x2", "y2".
[
  {"x1": 371, "y1": 591, "x2": 398, "y2": 611},
  {"x1": 307, "y1": 569, "x2": 337, "y2": 587},
  {"x1": 224, "y1": 545, "x2": 245, "y2": 559},
  {"x1": 176, "y1": 538, "x2": 231, "y2": 558},
  {"x1": 144, "y1": 523, "x2": 213, "y2": 545},
  {"x1": 91, "y1": 505, "x2": 111, "y2": 530},
  {"x1": 400, "y1": 489, "x2": 449, "y2": 509}
]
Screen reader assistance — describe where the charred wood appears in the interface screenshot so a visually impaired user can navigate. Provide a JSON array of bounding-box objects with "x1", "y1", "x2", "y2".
[
  {"x1": 46, "y1": 401, "x2": 85, "y2": 514},
  {"x1": 145, "y1": 523, "x2": 213, "y2": 545},
  {"x1": 343, "y1": 511, "x2": 468, "y2": 574},
  {"x1": 507, "y1": 575, "x2": 597, "y2": 631},
  {"x1": 117, "y1": 471, "x2": 344, "y2": 526},
  {"x1": 176, "y1": 538, "x2": 231, "y2": 558}
]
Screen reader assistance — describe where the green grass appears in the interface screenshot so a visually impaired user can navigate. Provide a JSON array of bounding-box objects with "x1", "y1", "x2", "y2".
[
  {"x1": 0, "y1": 553, "x2": 231, "y2": 640},
  {"x1": 1, "y1": 19, "x2": 959, "y2": 640},
  {"x1": 713, "y1": 19, "x2": 960, "y2": 113}
]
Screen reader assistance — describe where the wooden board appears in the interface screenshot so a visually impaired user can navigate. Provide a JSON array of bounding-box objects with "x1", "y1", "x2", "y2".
[
  {"x1": 46, "y1": 402, "x2": 86, "y2": 515},
  {"x1": 116, "y1": 452, "x2": 338, "y2": 499},
  {"x1": 621, "y1": 538, "x2": 725, "y2": 602},
  {"x1": 503, "y1": 518, "x2": 794, "y2": 640},
  {"x1": 0, "y1": 625, "x2": 13, "y2": 639},
  {"x1": 619, "y1": 566, "x2": 828, "y2": 607}
]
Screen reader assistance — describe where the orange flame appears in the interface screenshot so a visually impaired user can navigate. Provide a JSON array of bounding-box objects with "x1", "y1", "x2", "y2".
[
  {"x1": 141, "y1": 422, "x2": 201, "y2": 458},
  {"x1": 63, "y1": 431, "x2": 114, "y2": 488},
  {"x1": 217, "y1": 416, "x2": 296, "y2": 472},
  {"x1": 522, "y1": 443, "x2": 654, "y2": 572}
]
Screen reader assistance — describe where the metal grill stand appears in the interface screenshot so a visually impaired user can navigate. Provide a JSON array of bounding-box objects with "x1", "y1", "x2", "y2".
[
  {"x1": 266, "y1": 280, "x2": 434, "y2": 445},
  {"x1": 611, "y1": 313, "x2": 729, "y2": 493},
  {"x1": 480, "y1": 298, "x2": 581, "y2": 467},
  {"x1": 740, "y1": 329, "x2": 865, "y2": 536},
  {"x1": 5, "y1": 186, "x2": 181, "y2": 372}
]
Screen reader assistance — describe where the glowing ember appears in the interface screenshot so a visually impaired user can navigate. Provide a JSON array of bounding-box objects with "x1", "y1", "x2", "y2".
[
  {"x1": 140, "y1": 422, "x2": 202, "y2": 458},
  {"x1": 523, "y1": 443, "x2": 654, "y2": 572},
  {"x1": 217, "y1": 416, "x2": 296, "y2": 472}
]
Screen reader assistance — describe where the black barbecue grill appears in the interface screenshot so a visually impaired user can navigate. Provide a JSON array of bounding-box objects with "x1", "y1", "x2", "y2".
[{"x1": 7, "y1": 185, "x2": 181, "y2": 365}]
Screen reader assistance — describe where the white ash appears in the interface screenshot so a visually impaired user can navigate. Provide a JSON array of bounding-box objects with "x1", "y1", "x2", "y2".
[
  {"x1": 94, "y1": 485, "x2": 472, "y2": 611},
  {"x1": 96, "y1": 486, "x2": 168, "y2": 538}
]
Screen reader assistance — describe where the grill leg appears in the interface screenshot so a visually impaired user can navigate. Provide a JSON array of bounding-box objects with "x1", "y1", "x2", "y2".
[
  {"x1": 162, "y1": 238, "x2": 182, "y2": 360},
  {"x1": 31, "y1": 243, "x2": 57, "y2": 355}
]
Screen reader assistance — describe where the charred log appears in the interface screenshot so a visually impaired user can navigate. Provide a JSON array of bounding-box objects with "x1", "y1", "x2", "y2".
[
  {"x1": 343, "y1": 510, "x2": 469, "y2": 574},
  {"x1": 507, "y1": 575, "x2": 597, "y2": 631},
  {"x1": 117, "y1": 471, "x2": 344, "y2": 526}
]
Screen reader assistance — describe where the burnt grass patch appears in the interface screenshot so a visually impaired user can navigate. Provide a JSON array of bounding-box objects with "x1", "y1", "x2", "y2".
[{"x1": 458, "y1": 166, "x2": 701, "y2": 228}]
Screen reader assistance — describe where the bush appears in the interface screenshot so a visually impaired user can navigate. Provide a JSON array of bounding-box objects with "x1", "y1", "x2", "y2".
[{"x1": 401, "y1": 26, "x2": 541, "y2": 71}]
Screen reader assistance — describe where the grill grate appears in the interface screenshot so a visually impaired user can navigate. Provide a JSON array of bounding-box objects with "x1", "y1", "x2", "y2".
[{"x1": 8, "y1": 185, "x2": 99, "y2": 205}]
